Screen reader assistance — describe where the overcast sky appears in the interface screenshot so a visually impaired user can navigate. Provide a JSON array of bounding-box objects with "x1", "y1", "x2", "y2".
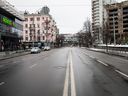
[
  {"x1": 6, "y1": 0, "x2": 91, "y2": 34},
  {"x1": 6, "y1": 0, "x2": 124, "y2": 34}
]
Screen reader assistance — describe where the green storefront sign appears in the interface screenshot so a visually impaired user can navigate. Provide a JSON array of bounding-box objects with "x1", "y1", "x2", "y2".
[
  {"x1": 2, "y1": 16, "x2": 16, "y2": 27},
  {"x1": 2, "y1": 16, "x2": 12, "y2": 26}
]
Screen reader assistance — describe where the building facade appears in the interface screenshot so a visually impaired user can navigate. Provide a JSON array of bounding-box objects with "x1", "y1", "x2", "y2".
[
  {"x1": 0, "y1": 0, "x2": 23, "y2": 51},
  {"x1": 92, "y1": 0, "x2": 116, "y2": 45},
  {"x1": 23, "y1": 6, "x2": 59, "y2": 48},
  {"x1": 105, "y1": 1, "x2": 128, "y2": 44}
]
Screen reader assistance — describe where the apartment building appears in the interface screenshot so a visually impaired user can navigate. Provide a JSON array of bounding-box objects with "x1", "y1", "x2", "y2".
[
  {"x1": 23, "y1": 6, "x2": 59, "y2": 47},
  {"x1": 105, "y1": 1, "x2": 128, "y2": 44},
  {"x1": 92, "y1": 0, "x2": 115, "y2": 44}
]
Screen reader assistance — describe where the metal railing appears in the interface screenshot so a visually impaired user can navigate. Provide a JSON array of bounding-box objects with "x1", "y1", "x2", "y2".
[{"x1": 97, "y1": 44, "x2": 128, "y2": 53}]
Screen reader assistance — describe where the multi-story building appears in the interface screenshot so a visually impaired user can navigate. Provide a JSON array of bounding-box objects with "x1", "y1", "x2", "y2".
[
  {"x1": 0, "y1": 0, "x2": 23, "y2": 51},
  {"x1": 105, "y1": 1, "x2": 128, "y2": 44},
  {"x1": 92, "y1": 0, "x2": 116, "y2": 45},
  {"x1": 23, "y1": 6, "x2": 59, "y2": 48}
]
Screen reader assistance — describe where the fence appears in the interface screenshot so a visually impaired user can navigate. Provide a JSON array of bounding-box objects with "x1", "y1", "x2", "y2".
[{"x1": 97, "y1": 44, "x2": 128, "y2": 53}]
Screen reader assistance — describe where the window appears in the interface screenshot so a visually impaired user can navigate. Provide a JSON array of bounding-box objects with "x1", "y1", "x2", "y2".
[
  {"x1": 33, "y1": 30, "x2": 35, "y2": 34},
  {"x1": 37, "y1": 30, "x2": 40, "y2": 34},
  {"x1": 25, "y1": 30, "x2": 28, "y2": 34},
  {"x1": 25, "y1": 24, "x2": 28, "y2": 28},
  {"x1": 37, "y1": 24, "x2": 40, "y2": 28},
  {"x1": 30, "y1": 18, "x2": 34, "y2": 21},
  {"x1": 25, "y1": 37, "x2": 28, "y2": 41},
  {"x1": 25, "y1": 18, "x2": 28, "y2": 21},
  {"x1": 30, "y1": 36, "x2": 32, "y2": 41},
  {"x1": 38, "y1": 36, "x2": 40, "y2": 41},
  {"x1": 43, "y1": 36, "x2": 45, "y2": 40},
  {"x1": 37, "y1": 17, "x2": 40, "y2": 21},
  {"x1": 30, "y1": 24, "x2": 35, "y2": 28},
  {"x1": 42, "y1": 17, "x2": 44, "y2": 20}
]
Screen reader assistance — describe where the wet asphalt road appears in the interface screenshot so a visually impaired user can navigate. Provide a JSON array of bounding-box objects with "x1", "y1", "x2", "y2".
[{"x1": 0, "y1": 47, "x2": 128, "y2": 96}]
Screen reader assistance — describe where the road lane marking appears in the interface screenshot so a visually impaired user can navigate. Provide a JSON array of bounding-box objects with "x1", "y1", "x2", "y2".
[
  {"x1": 29, "y1": 64, "x2": 38, "y2": 68},
  {"x1": 70, "y1": 51, "x2": 76, "y2": 96},
  {"x1": 81, "y1": 51, "x2": 96, "y2": 59},
  {"x1": 115, "y1": 70, "x2": 128, "y2": 78},
  {"x1": 0, "y1": 82, "x2": 5, "y2": 86},
  {"x1": 96, "y1": 60, "x2": 109, "y2": 67},
  {"x1": 63, "y1": 50, "x2": 76, "y2": 96},
  {"x1": 63, "y1": 52, "x2": 70, "y2": 96},
  {"x1": 81, "y1": 51, "x2": 109, "y2": 67}
]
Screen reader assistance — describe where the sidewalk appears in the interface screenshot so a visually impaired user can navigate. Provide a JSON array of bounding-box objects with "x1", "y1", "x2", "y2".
[
  {"x1": 88, "y1": 48, "x2": 128, "y2": 59},
  {"x1": 0, "y1": 50, "x2": 30, "y2": 61}
]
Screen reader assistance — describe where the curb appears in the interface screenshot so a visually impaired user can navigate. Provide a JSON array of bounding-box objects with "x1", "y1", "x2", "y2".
[{"x1": 0, "y1": 52, "x2": 30, "y2": 61}]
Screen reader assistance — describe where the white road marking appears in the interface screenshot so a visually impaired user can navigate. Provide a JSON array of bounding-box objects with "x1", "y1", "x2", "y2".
[
  {"x1": 81, "y1": 51, "x2": 108, "y2": 67},
  {"x1": 29, "y1": 64, "x2": 38, "y2": 68},
  {"x1": 97, "y1": 60, "x2": 108, "y2": 67},
  {"x1": 70, "y1": 51, "x2": 76, "y2": 96},
  {"x1": 115, "y1": 70, "x2": 128, "y2": 78},
  {"x1": 63, "y1": 54, "x2": 70, "y2": 96},
  {"x1": 0, "y1": 82, "x2": 5, "y2": 86},
  {"x1": 63, "y1": 50, "x2": 76, "y2": 96},
  {"x1": 81, "y1": 52, "x2": 95, "y2": 59}
]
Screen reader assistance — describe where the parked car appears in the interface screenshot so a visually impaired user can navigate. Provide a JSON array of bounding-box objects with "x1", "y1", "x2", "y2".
[
  {"x1": 44, "y1": 46, "x2": 51, "y2": 51},
  {"x1": 31, "y1": 47, "x2": 41, "y2": 53}
]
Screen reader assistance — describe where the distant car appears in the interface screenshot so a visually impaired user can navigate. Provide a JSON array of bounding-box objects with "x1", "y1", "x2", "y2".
[
  {"x1": 31, "y1": 47, "x2": 41, "y2": 53},
  {"x1": 44, "y1": 46, "x2": 51, "y2": 51}
]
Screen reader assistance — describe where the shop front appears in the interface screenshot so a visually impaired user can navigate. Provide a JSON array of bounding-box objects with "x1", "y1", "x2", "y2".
[{"x1": 0, "y1": 14, "x2": 23, "y2": 51}]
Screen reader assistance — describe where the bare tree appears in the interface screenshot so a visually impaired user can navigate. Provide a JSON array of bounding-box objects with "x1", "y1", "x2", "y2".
[
  {"x1": 83, "y1": 18, "x2": 93, "y2": 47},
  {"x1": 76, "y1": 18, "x2": 93, "y2": 47}
]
